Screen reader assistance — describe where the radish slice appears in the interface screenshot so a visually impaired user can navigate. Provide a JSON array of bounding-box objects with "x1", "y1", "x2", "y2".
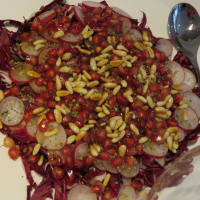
[
  {"x1": 29, "y1": 80, "x2": 47, "y2": 94},
  {"x1": 111, "y1": 6, "x2": 132, "y2": 19},
  {"x1": 128, "y1": 29, "x2": 142, "y2": 41},
  {"x1": 165, "y1": 61, "x2": 185, "y2": 85},
  {"x1": 37, "y1": 122, "x2": 67, "y2": 150},
  {"x1": 103, "y1": 160, "x2": 118, "y2": 174},
  {"x1": 154, "y1": 157, "x2": 165, "y2": 167},
  {"x1": 74, "y1": 142, "x2": 89, "y2": 160},
  {"x1": 0, "y1": 96, "x2": 24, "y2": 126},
  {"x1": 117, "y1": 157, "x2": 139, "y2": 178},
  {"x1": 38, "y1": 10, "x2": 56, "y2": 23},
  {"x1": 26, "y1": 117, "x2": 38, "y2": 138},
  {"x1": 68, "y1": 184, "x2": 97, "y2": 200},
  {"x1": 175, "y1": 107, "x2": 198, "y2": 130},
  {"x1": 94, "y1": 159, "x2": 106, "y2": 171},
  {"x1": 143, "y1": 140, "x2": 168, "y2": 158},
  {"x1": 82, "y1": 1, "x2": 106, "y2": 9},
  {"x1": 60, "y1": 33, "x2": 83, "y2": 44},
  {"x1": 93, "y1": 159, "x2": 118, "y2": 173},
  {"x1": 155, "y1": 39, "x2": 173, "y2": 57},
  {"x1": 10, "y1": 62, "x2": 33, "y2": 84},
  {"x1": 74, "y1": 6, "x2": 85, "y2": 24},
  {"x1": 121, "y1": 17, "x2": 131, "y2": 34},
  {"x1": 21, "y1": 42, "x2": 39, "y2": 56},
  {"x1": 183, "y1": 92, "x2": 200, "y2": 118},
  {"x1": 118, "y1": 185, "x2": 137, "y2": 200},
  {"x1": 182, "y1": 68, "x2": 197, "y2": 90},
  {"x1": 9, "y1": 120, "x2": 26, "y2": 133}
]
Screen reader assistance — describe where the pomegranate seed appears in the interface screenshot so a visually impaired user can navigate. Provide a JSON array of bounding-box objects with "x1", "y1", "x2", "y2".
[
  {"x1": 10, "y1": 86, "x2": 19, "y2": 96},
  {"x1": 28, "y1": 155, "x2": 38, "y2": 164},
  {"x1": 131, "y1": 181, "x2": 143, "y2": 191},
  {"x1": 8, "y1": 146, "x2": 20, "y2": 160},
  {"x1": 75, "y1": 160, "x2": 84, "y2": 169},
  {"x1": 38, "y1": 119, "x2": 48, "y2": 132},
  {"x1": 112, "y1": 156, "x2": 123, "y2": 167},
  {"x1": 65, "y1": 155, "x2": 74, "y2": 169},
  {"x1": 48, "y1": 154, "x2": 63, "y2": 166},
  {"x1": 98, "y1": 152, "x2": 110, "y2": 160},
  {"x1": 35, "y1": 97, "x2": 44, "y2": 106},
  {"x1": 84, "y1": 156, "x2": 94, "y2": 166},
  {"x1": 53, "y1": 167, "x2": 64, "y2": 179},
  {"x1": 123, "y1": 138, "x2": 134, "y2": 147}
]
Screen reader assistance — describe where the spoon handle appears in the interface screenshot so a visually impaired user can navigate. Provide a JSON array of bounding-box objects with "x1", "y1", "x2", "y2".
[{"x1": 190, "y1": 56, "x2": 200, "y2": 87}]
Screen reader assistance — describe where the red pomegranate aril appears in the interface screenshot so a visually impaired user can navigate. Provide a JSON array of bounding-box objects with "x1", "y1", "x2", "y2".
[
  {"x1": 107, "y1": 148, "x2": 116, "y2": 155},
  {"x1": 47, "y1": 100, "x2": 56, "y2": 108},
  {"x1": 124, "y1": 156, "x2": 134, "y2": 166},
  {"x1": 48, "y1": 49, "x2": 57, "y2": 57},
  {"x1": 62, "y1": 144, "x2": 72, "y2": 155},
  {"x1": 36, "y1": 77, "x2": 45, "y2": 86},
  {"x1": 123, "y1": 138, "x2": 134, "y2": 147},
  {"x1": 53, "y1": 167, "x2": 64, "y2": 179},
  {"x1": 46, "y1": 57, "x2": 56, "y2": 65},
  {"x1": 117, "y1": 95, "x2": 128, "y2": 105},
  {"x1": 146, "y1": 128, "x2": 153, "y2": 137},
  {"x1": 127, "y1": 147, "x2": 137, "y2": 156},
  {"x1": 167, "y1": 119, "x2": 177, "y2": 126},
  {"x1": 65, "y1": 155, "x2": 74, "y2": 169},
  {"x1": 8, "y1": 146, "x2": 20, "y2": 160},
  {"x1": 137, "y1": 109, "x2": 147, "y2": 120},
  {"x1": 74, "y1": 119, "x2": 83, "y2": 128},
  {"x1": 37, "y1": 65, "x2": 44, "y2": 73},
  {"x1": 84, "y1": 156, "x2": 94, "y2": 166},
  {"x1": 103, "y1": 139, "x2": 112, "y2": 149},
  {"x1": 75, "y1": 159, "x2": 84, "y2": 169},
  {"x1": 91, "y1": 183, "x2": 103, "y2": 194},
  {"x1": 112, "y1": 156, "x2": 123, "y2": 167},
  {"x1": 173, "y1": 94, "x2": 182, "y2": 104},
  {"x1": 99, "y1": 152, "x2": 110, "y2": 160},
  {"x1": 28, "y1": 155, "x2": 38, "y2": 164},
  {"x1": 43, "y1": 63, "x2": 50, "y2": 71},
  {"x1": 46, "y1": 70, "x2": 55, "y2": 79},
  {"x1": 47, "y1": 81, "x2": 55, "y2": 91},
  {"x1": 42, "y1": 91, "x2": 51, "y2": 100},
  {"x1": 38, "y1": 119, "x2": 49, "y2": 132},
  {"x1": 10, "y1": 86, "x2": 20, "y2": 96},
  {"x1": 146, "y1": 120, "x2": 153, "y2": 128},
  {"x1": 103, "y1": 189, "x2": 115, "y2": 200},
  {"x1": 35, "y1": 97, "x2": 45, "y2": 106},
  {"x1": 46, "y1": 110, "x2": 55, "y2": 121},
  {"x1": 131, "y1": 181, "x2": 143, "y2": 191},
  {"x1": 136, "y1": 144, "x2": 143, "y2": 154},
  {"x1": 96, "y1": 130, "x2": 106, "y2": 142},
  {"x1": 24, "y1": 111, "x2": 32, "y2": 122}
]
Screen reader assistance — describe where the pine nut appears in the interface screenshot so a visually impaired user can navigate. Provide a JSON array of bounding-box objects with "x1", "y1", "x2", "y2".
[
  {"x1": 90, "y1": 93, "x2": 102, "y2": 101},
  {"x1": 167, "y1": 136, "x2": 173, "y2": 150},
  {"x1": 34, "y1": 44, "x2": 45, "y2": 50},
  {"x1": 59, "y1": 66, "x2": 73, "y2": 73},
  {"x1": 84, "y1": 89, "x2": 95, "y2": 99},
  {"x1": 97, "y1": 59, "x2": 109, "y2": 67},
  {"x1": 53, "y1": 30, "x2": 64, "y2": 38},
  {"x1": 113, "y1": 85, "x2": 121, "y2": 95},
  {"x1": 56, "y1": 57, "x2": 61, "y2": 67},
  {"x1": 27, "y1": 71, "x2": 40, "y2": 78},
  {"x1": 67, "y1": 135, "x2": 76, "y2": 144},
  {"x1": 118, "y1": 145, "x2": 127, "y2": 157},
  {"x1": 37, "y1": 155, "x2": 44, "y2": 166},
  {"x1": 65, "y1": 81, "x2": 73, "y2": 94},
  {"x1": 55, "y1": 105, "x2": 67, "y2": 115},
  {"x1": 62, "y1": 52, "x2": 72, "y2": 61},
  {"x1": 107, "y1": 133, "x2": 118, "y2": 138},
  {"x1": 73, "y1": 88, "x2": 87, "y2": 95},
  {"x1": 33, "y1": 107, "x2": 45, "y2": 115},
  {"x1": 76, "y1": 131, "x2": 87, "y2": 141},
  {"x1": 102, "y1": 45, "x2": 113, "y2": 54},
  {"x1": 87, "y1": 81, "x2": 99, "y2": 88},
  {"x1": 98, "y1": 112, "x2": 106, "y2": 118},
  {"x1": 33, "y1": 39, "x2": 46, "y2": 46},
  {"x1": 98, "y1": 92, "x2": 108, "y2": 105},
  {"x1": 147, "y1": 47, "x2": 154, "y2": 58},
  {"x1": 54, "y1": 109, "x2": 62, "y2": 124},
  {"x1": 103, "y1": 173, "x2": 111, "y2": 187},
  {"x1": 102, "y1": 105, "x2": 110, "y2": 115},
  {"x1": 104, "y1": 82, "x2": 117, "y2": 88},
  {"x1": 155, "y1": 107, "x2": 166, "y2": 112},
  {"x1": 0, "y1": 90, "x2": 5, "y2": 101},
  {"x1": 113, "y1": 50, "x2": 127, "y2": 57},
  {"x1": 106, "y1": 126, "x2": 112, "y2": 134},
  {"x1": 119, "y1": 122, "x2": 126, "y2": 131},
  {"x1": 139, "y1": 137, "x2": 148, "y2": 144},
  {"x1": 147, "y1": 96, "x2": 155, "y2": 108},
  {"x1": 83, "y1": 70, "x2": 92, "y2": 80},
  {"x1": 56, "y1": 75, "x2": 62, "y2": 90},
  {"x1": 142, "y1": 31, "x2": 149, "y2": 41},
  {"x1": 69, "y1": 122, "x2": 80, "y2": 134},
  {"x1": 130, "y1": 124, "x2": 140, "y2": 135},
  {"x1": 117, "y1": 44, "x2": 128, "y2": 52},
  {"x1": 110, "y1": 60, "x2": 122, "y2": 67},
  {"x1": 150, "y1": 64, "x2": 157, "y2": 74},
  {"x1": 56, "y1": 90, "x2": 71, "y2": 97},
  {"x1": 137, "y1": 95, "x2": 147, "y2": 103},
  {"x1": 114, "y1": 118, "x2": 123, "y2": 130},
  {"x1": 121, "y1": 80, "x2": 127, "y2": 88},
  {"x1": 44, "y1": 128, "x2": 58, "y2": 137},
  {"x1": 32, "y1": 144, "x2": 41, "y2": 156}
]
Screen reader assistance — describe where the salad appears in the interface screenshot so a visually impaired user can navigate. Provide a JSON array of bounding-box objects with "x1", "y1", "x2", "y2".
[{"x1": 0, "y1": 0, "x2": 200, "y2": 200}]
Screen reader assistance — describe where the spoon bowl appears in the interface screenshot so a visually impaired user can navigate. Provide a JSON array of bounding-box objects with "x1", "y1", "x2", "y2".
[{"x1": 168, "y1": 3, "x2": 200, "y2": 84}]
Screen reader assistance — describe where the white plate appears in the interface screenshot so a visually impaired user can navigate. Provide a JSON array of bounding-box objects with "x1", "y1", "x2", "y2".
[{"x1": 0, "y1": 0, "x2": 200, "y2": 200}]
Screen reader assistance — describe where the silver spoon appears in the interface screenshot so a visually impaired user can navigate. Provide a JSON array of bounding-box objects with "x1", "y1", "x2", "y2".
[{"x1": 168, "y1": 3, "x2": 200, "y2": 85}]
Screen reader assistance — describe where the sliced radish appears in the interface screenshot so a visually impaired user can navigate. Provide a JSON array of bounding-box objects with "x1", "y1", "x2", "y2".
[
  {"x1": 155, "y1": 39, "x2": 173, "y2": 57},
  {"x1": 117, "y1": 157, "x2": 139, "y2": 178},
  {"x1": 183, "y1": 92, "x2": 200, "y2": 118},
  {"x1": 103, "y1": 160, "x2": 118, "y2": 174},
  {"x1": 0, "y1": 96, "x2": 24, "y2": 126},
  {"x1": 60, "y1": 33, "x2": 83, "y2": 44},
  {"x1": 178, "y1": 128, "x2": 186, "y2": 142},
  {"x1": 37, "y1": 122, "x2": 67, "y2": 150},
  {"x1": 111, "y1": 7, "x2": 132, "y2": 19},
  {"x1": 175, "y1": 107, "x2": 198, "y2": 131},
  {"x1": 118, "y1": 185, "x2": 137, "y2": 200},
  {"x1": 68, "y1": 184, "x2": 97, "y2": 200},
  {"x1": 128, "y1": 29, "x2": 142, "y2": 41},
  {"x1": 38, "y1": 10, "x2": 56, "y2": 23},
  {"x1": 21, "y1": 42, "x2": 39, "y2": 56},
  {"x1": 29, "y1": 80, "x2": 47, "y2": 94},
  {"x1": 122, "y1": 178, "x2": 132, "y2": 185},
  {"x1": 9, "y1": 120, "x2": 26, "y2": 133},
  {"x1": 120, "y1": 17, "x2": 131, "y2": 34},
  {"x1": 165, "y1": 61, "x2": 185, "y2": 85},
  {"x1": 154, "y1": 157, "x2": 165, "y2": 167},
  {"x1": 181, "y1": 68, "x2": 197, "y2": 91},
  {"x1": 74, "y1": 142, "x2": 89, "y2": 160},
  {"x1": 143, "y1": 140, "x2": 168, "y2": 158},
  {"x1": 74, "y1": 6, "x2": 85, "y2": 24},
  {"x1": 82, "y1": 1, "x2": 106, "y2": 9},
  {"x1": 26, "y1": 117, "x2": 38, "y2": 138},
  {"x1": 10, "y1": 62, "x2": 33, "y2": 84},
  {"x1": 94, "y1": 159, "x2": 106, "y2": 171}
]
